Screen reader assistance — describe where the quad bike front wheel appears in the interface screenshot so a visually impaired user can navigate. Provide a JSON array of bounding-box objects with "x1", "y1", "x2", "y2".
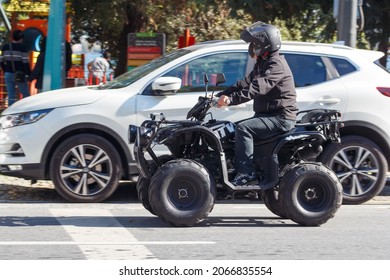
[
  {"x1": 137, "y1": 155, "x2": 174, "y2": 216},
  {"x1": 261, "y1": 188, "x2": 288, "y2": 219},
  {"x1": 137, "y1": 176, "x2": 155, "y2": 215},
  {"x1": 148, "y1": 159, "x2": 216, "y2": 227},
  {"x1": 279, "y1": 162, "x2": 342, "y2": 226}
]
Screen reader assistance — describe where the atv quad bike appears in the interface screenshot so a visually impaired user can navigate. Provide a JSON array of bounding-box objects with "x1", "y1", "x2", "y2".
[{"x1": 129, "y1": 73, "x2": 343, "y2": 227}]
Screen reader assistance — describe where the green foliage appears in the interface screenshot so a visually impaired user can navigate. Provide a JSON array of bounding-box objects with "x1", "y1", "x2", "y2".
[
  {"x1": 68, "y1": 0, "x2": 389, "y2": 74},
  {"x1": 146, "y1": 0, "x2": 252, "y2": 51},
  {"x1": 70, "y1": 0, "x2": 123, "y2": 46},
  {"x1": 244, "y1": 2, "x2": 337, "y2": 44},
  {"x1": 70, "y1": 0, "x2": 253, "y2": 73}
]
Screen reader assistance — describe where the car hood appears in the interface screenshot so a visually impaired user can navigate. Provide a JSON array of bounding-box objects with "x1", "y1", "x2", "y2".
[{"x1": 2, "y1": 86, "x2": 107, "y2": 114}]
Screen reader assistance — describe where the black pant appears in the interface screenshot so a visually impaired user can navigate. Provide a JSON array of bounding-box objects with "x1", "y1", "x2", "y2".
[{"x1": 234, "y1": 113, "x2": 295, "y2": 174}]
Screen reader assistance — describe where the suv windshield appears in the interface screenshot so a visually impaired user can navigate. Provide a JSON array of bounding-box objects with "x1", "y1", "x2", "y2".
[{"x1": 98, "y1": 49, "x2": 191, "y2": 89}]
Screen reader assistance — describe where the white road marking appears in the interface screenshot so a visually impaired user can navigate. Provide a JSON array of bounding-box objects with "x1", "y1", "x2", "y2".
[
  {"x1": 49, "y1": 208, "x2": 156, "y2": 260},
  {"x1": 0, "y1": 241, "x2": 215, "y2": 245},
  {"x1": 1, "y1": 206, "x2": 217, "y2": 260}
]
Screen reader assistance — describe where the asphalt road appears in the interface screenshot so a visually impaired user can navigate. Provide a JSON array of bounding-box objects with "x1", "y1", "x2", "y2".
[
  {"x1": 1, "y1": 193, "x2": 390, "y2": 261},
  {"x1": 1, "y1": 175, "x2": 389, "y2": 280}
]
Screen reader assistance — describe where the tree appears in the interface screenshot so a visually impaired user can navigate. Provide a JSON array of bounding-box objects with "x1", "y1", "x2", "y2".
[
  {"x1": 229, "y1": 0, "x2": 337, "y2": 42},
  {"x1": 69, "y1": 0, "x2": 389, "y2": 75},
  {"x1": 70, "y1": 0, "x2": 126, "y2": 72},
  {"x1": 147, "y1": 0, "x2": 252, "y2": 49},
  {"x1": 70, "y1": 0, "x2": 252, "y2": 75},
  {"x1": 364, "y1": 0, "x2": 390, "y2": 66}
]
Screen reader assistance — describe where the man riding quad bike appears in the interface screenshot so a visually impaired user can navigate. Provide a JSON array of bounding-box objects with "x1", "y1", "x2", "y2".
[{"x1": 129, "y1": 73, "x2": 343, "y2": 227}]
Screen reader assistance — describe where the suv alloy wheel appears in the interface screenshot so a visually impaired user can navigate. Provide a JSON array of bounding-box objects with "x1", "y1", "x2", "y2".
[{"x1": 50, "y1": 134, "x2": 122, "y2": 202}]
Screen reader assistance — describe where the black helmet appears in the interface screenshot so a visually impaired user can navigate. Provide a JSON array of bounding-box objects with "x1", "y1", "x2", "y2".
[{"x1": 240, "y1": 22, "x2": 281, "y2": 57}]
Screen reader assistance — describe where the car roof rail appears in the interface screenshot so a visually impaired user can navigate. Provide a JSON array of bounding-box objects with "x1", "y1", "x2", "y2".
[
  {"x1": 282, "y1": 41, "x2": 354, "y2": 50},
  {"x1": 195, "y1": 40, "x2": 243, "y2": 46},
  {"x1": 195, "y1": 40, "x2": 355, "y2": 51}
]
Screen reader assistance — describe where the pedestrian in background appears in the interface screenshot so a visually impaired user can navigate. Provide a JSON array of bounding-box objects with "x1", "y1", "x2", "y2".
[
  {"x1": 87, "y1": 51, "x2": 111, "y2": 85},
  {"x1": 28, "y1": 37, "x2": 72, "y2": 93},
  {"x1": 28, "y1": 36, "x2": 46, "y2": 93},
  {"x1": 0, "y1": 30, "x2": 31, "y2": 106}
]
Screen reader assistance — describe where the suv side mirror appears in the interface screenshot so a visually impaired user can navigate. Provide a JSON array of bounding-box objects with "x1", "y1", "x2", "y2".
[{"x1": 152, "y1": 77, "x2": 182, "y2": 96}]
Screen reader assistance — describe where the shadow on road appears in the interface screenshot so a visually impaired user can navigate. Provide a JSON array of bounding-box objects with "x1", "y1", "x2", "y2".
[{"x1": 1, "y1": 214, "x2": 299, "y2": 228}]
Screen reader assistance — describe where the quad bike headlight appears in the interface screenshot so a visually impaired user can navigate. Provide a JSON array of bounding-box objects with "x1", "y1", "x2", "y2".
[
  {"x1": 137, "y1": 127, "x2": 153, "y2": 146},
  {"x1": 128, "y1": 125, "x2": 138, "y2": 143}
]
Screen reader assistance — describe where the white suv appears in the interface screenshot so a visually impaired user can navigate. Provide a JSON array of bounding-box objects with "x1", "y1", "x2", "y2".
[{"x1": 1, "y1": 40, "x2": 389, "y2": 204}]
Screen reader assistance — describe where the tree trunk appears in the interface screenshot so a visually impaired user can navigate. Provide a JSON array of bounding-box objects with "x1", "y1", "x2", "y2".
[{"x1": 116, "y1": 3, "x2": 146, "y2": 76}]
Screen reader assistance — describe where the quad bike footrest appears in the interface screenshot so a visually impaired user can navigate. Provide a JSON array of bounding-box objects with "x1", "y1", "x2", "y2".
[{"x1": 230, "y1": 183, "x2": 271, "y2": 191}]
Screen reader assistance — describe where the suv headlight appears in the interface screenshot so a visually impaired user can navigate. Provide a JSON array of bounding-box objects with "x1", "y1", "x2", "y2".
[{"x1": 0, "y1": 109, "x2": 53, "y2": 129}]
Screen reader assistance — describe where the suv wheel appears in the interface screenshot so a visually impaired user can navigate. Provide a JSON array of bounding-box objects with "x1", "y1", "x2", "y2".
[
  {"x1": 50, "y1": 134, "x2": 121, "y2": 202},
  {"x1": 320, "y1": 135, "x2": 388, "y2": 204}
]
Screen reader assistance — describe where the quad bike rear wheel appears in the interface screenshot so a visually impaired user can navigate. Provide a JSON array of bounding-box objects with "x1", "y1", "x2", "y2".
[
  {"x1": 148, "y1": 159, "x2": 216, "y2": 227},
  {"x1": 279, "y1": 162, "x2": 342, "y2": 226}
]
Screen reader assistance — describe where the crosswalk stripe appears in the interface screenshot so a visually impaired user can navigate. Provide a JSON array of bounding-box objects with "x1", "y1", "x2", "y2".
[
  {"x1": 49, "y1": 208, "x2": 156, "y2": 260},
  {"x1": 0, "y1": 241, "x2": 215, "y2": 245}
]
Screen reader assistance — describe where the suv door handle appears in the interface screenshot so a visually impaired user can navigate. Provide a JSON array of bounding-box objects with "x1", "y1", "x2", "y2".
[{"x1": 316, "y1": 97, "x2": 341, "y2": 105}]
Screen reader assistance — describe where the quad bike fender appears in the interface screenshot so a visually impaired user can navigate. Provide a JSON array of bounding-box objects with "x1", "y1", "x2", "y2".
[{"x1": 168, "y1": 126, "x2": 237, "y2": 189}]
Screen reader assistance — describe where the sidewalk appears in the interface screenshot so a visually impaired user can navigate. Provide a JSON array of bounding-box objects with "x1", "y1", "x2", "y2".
[{"x1": 0, "y1": 175, "x2": 62, "y2": 202}]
